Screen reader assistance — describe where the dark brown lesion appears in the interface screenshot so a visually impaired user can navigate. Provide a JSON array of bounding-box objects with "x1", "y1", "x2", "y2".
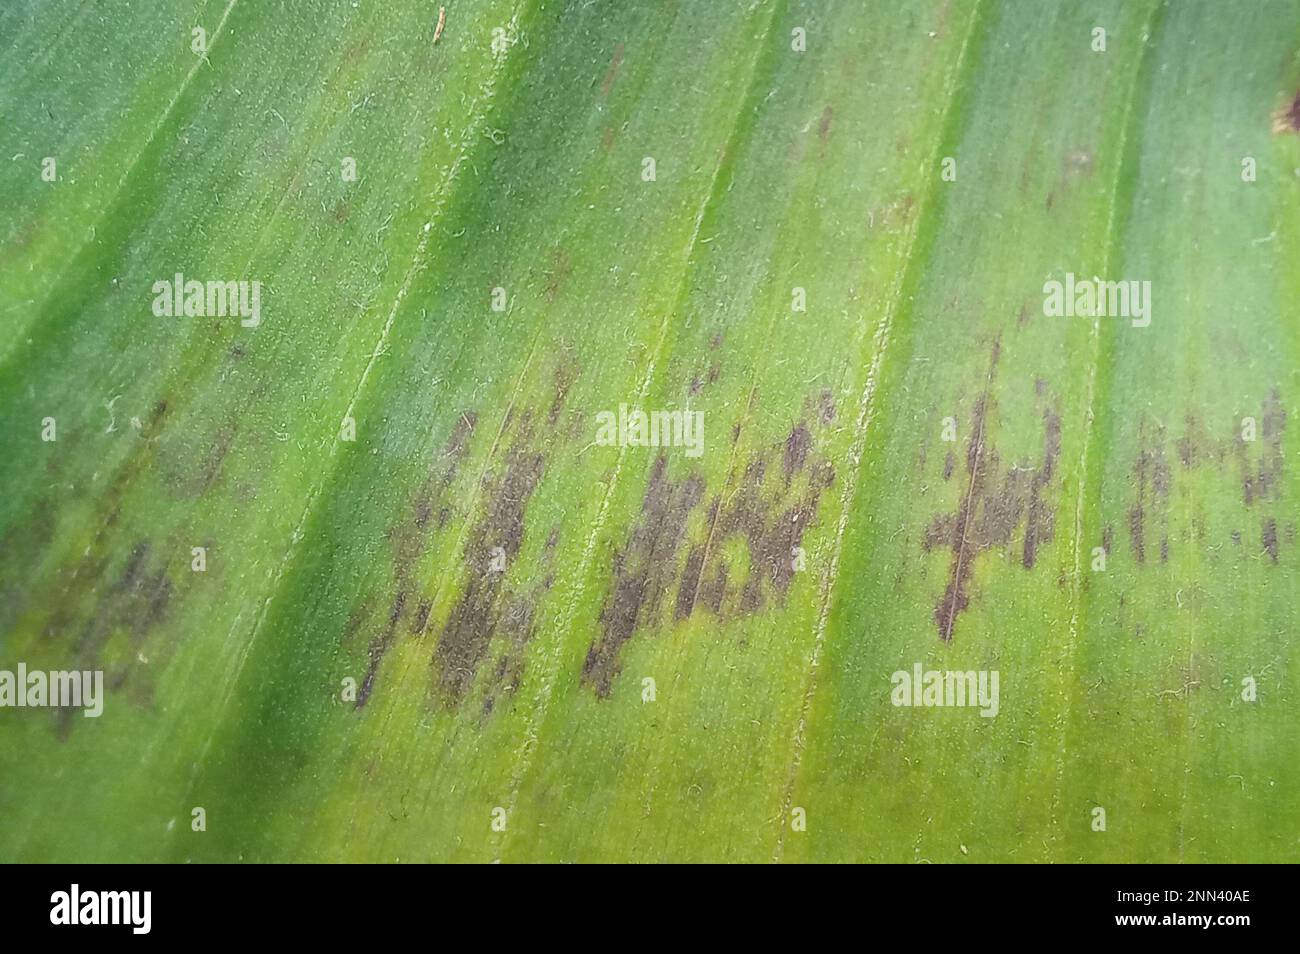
[
  {"x1": 1262, "y1": 517, "x2": 1279, "y2": 564},
  {"x1": 479, "y1": 573, "x2": 554, "y2": 719},
  {"x1": 348, "y1": 391, "x2": 561, "y2": 714},
  {"x1": 721, "y1": 451, "x2": 833, "y2": 619},
  {"x1": 923, "y1": 338, "x2": 1063, "y2": 641},
  {"x1": 1128, "y1": 503, "x2": 1145, "y2": 564},
  {"x1": 1240, "y1": 388, "x2": 1285, "y2": 506},
  {"x1": 357, "y1": 590, "x2": 407, "y2": 708},
  {"x1": 582, "y1": 403, "x2": 838, "y2": 697},
  {"x1": 1128, "y1": 420, "x2": 1170, "y2": 565},
  {"x1": 817, "y1": 388, "x2": 836, "y2": 425},
  {"x1": 390, "y1": 411, "x2": 478, "y2": 569},
  {"x1": 1127, "y1": 389, "x2": 1288, "y2": 567},
  {"x1": 548, "y1": 356, "x2": 578, "y2": 427},
  {"x1": 4, "y1": 388, "x2": 191, "y2": 723},
  {"x1": 583, "y1": 456, "x2": 704, "y2": 697},
  {"x1": 1022, "y1": 408, "x2": 1061, "y2": 570},
  {"x1": 674, "y1": 545, "x2": 706, "y2": 621},
  {"x1": 783, "y1": 423, "x2": 812, "y2": 480},
  {"x1": 418, "y1": 378, "x2": 576, "y2": 711},
  {"x1": 348, "y1": 411, "x2": 483, "y2": 708},
  {"x1": 435, "y1": 435, "x2": 546, "y2": 704},
  {"x1": 46, "y1": 538, "x2": 176, "y2": 736},
  {"x1": 410, "y1": 599, "x2": 432, "y2": 636}
]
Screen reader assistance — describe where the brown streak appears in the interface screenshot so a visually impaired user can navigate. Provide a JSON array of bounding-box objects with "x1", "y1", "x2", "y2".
[{"x1": 936, "y1": 337, "x2": 1000, "y2": 641}]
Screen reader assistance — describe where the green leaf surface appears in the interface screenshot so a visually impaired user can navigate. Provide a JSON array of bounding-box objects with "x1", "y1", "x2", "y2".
[{"x1": 2, "y1": 0, "x2": 1298, "y2": 862}]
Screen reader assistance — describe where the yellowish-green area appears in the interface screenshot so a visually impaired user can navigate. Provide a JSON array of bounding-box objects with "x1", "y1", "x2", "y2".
[{"x1": 1, "y1": 0, "x2": 1297, "y2": 862}]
